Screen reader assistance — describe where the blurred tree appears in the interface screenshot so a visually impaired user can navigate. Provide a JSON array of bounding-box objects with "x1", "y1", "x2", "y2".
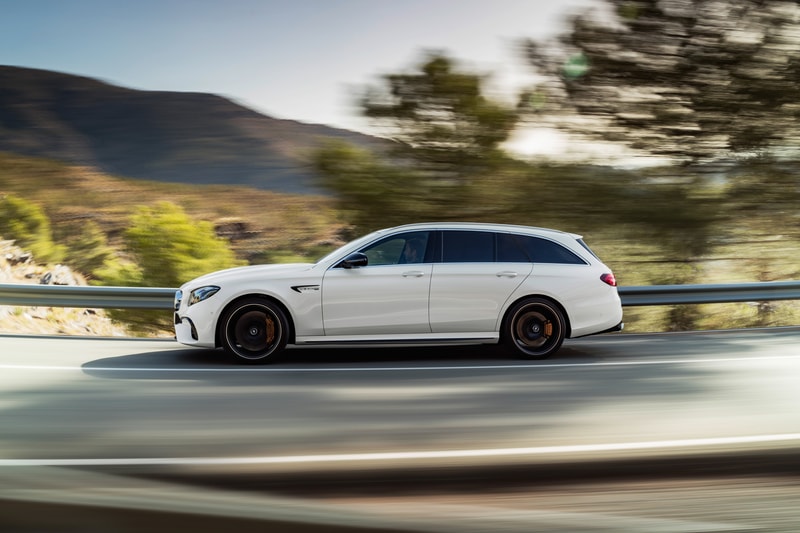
[
  {"x1": 525, "y1": 0, "x2": 800, "y2": 164},
  {"x1": 315, "y1": 52, "x2": 521, "y2": 232},
  {"x1": 722, "y1": 159, "x2": 800, "y2": 299},
  {"x1": 362, "y1": 53, "x2": 519, "y2": 169},
  {"x1": 611, "y1": 173, "x2": 720, "y2": 330},
  {"x1": 0, "y1": 194, "x2": 65, "y2": 263}
]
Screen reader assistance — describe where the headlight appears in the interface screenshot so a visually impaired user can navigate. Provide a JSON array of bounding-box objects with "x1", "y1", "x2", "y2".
[
  {"x1": 174, "y1": 290, "x2": 183, "y2": 311},
  {"x1": 189, "y1": 285, "x2": 220, "y2": 306}
]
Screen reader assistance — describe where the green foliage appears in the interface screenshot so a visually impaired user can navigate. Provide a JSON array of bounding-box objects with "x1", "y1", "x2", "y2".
[
  {"x1": 92, "y1": 258, "x2": 143, "y2": 287},
  {"x1": 0, "y1": 194, "x2": 65, "y2": 263},
  {"x1": 107, "y1": 201, "x2": 244, "y2": 288}
]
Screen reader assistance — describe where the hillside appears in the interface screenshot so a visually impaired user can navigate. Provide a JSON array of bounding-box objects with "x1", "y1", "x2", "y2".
[
  {"x1": 0, "y1": 65, "x2": 382, "y2": 194},
  {"x1": 0, "y1": 152, "x2": 344, "y2": 264}
]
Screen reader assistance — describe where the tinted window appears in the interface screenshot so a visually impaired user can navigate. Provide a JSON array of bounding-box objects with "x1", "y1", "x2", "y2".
[
  {"x1": 497, "y1": 233, "x2": 530, "y2": 262},
  {"x1": 358, "y1": 231, "x2": 430, "y2": 266},
  {"x1": 442, "y1": 231, "x2": 494, "y2": 263},
  {"x1": 516, "y1": 235, "x2": 586, "y2": 264}
]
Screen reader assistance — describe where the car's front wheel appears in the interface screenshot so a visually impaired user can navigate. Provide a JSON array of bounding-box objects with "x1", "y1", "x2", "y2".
[
  {"x1": 504, "y1": 297, "x2": 566, "y2": 359},
  {"x1": 220, "y1": 297, "x2": 288, "y2": 363}
]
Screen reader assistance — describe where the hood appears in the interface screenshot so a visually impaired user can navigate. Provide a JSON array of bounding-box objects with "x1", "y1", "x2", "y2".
[{"x1": 182, "y1": 263, "x2": 314, "y2": 288}]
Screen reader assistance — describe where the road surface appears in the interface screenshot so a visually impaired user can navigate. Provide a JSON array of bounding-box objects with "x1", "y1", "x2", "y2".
[{"x1": 1, "y1": 328, "x2": 799, "y2": 531}]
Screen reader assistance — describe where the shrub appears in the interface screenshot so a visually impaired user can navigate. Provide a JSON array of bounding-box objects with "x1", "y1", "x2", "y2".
[{"x1": 0, "y1": 194, "x2": 65, "y2": 263}]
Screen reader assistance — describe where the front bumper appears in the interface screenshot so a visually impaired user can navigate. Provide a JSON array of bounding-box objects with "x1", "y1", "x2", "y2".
[
  {"x1": 174, "y1": 289, "x2": 218, "y2": 348},
  {"x1": 175, "y1": 315, "x2": 197, "y2": 343}
]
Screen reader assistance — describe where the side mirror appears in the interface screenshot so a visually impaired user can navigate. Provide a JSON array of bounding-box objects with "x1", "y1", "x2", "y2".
[{"x1": 337, "y1": 252, "x2": 368, "y2": 269}]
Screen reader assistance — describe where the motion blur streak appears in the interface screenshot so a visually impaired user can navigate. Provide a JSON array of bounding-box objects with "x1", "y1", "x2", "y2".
[
  {"x1": 1, "y1": 353, "x2": 799, "y2": 373},
  {"x1": 2, "y1": 433, "x2": 800, "y2": 467}
]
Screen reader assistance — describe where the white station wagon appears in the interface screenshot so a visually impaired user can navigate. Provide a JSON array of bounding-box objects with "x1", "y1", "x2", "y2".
[{"x1": 174, "y1": 223, "x2": 623, "y2": 362}]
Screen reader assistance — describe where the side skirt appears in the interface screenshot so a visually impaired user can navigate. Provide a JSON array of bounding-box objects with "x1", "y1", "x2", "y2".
[{"x1": 294, "y1": 333, "x2": 499, "y2": 348}]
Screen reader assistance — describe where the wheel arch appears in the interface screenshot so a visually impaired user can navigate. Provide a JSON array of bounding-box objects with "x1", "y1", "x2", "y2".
[
  {"x1": 215, "y1": 293, "x2": 296, "y2": 348},
  {"x1": 501, "y1": 294, "x2": 572, "y2": 340}
]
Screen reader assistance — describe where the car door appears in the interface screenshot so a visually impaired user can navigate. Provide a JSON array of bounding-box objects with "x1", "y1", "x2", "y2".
[
  {"x1": 321, "y1": 231, "x2": 433, "y2": 336},
  {"x1": 429, "y1": 231, "x2": 532, "y2": 333}
]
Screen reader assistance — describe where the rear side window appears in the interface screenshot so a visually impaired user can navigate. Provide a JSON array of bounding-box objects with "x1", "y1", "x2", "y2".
[
  {"x1": 442, "y1": 231, "x2": 494, "y2": 262},
  {"x1": 511, "y1": 235, "x2": 587, "y2": 265},
  {"x1": 497, "y1": 233, "x2": 530, "y2": 262}
]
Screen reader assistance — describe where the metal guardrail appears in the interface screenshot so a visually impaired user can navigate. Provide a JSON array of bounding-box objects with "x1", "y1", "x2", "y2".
[
  {"x1": 1, "y1": 281, "x2": 800, "y2": 309},
  {"x1": 619, "y1": 281, "x2": 800, "y2": 306},
  {"x1": 0, "y1": 284, "x2": 175, "y2": 309}
]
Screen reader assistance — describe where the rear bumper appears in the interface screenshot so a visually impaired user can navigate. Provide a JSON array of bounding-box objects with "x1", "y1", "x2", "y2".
[
  {"x1": 573, "y1": 321, "x2": 624, "y2": 339},
  {"x1": 595, "y1": 321, "x2": 624, "y2": 335}
]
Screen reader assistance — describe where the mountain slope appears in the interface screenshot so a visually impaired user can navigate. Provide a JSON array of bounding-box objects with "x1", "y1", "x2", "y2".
[{"x1": 0, "y1": 66, "x2": 380, "y2": 194}]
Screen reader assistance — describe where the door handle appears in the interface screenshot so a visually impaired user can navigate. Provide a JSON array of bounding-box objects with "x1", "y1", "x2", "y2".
[
  {"x1": 496, "y1": 271, "x2": 518, "y2": 278},
  {"x1": 402, "y1": 271, "x2": 425, "y2": 278}
]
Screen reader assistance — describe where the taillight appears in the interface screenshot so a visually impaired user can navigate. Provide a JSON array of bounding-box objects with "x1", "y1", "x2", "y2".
[{"x1": 600, "y1": 273, "x2": 617, "y2": 287}]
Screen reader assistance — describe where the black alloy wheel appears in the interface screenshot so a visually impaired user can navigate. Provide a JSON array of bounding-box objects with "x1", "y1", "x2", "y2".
[
  {"x1": 505, "y1": 297, "x2": 566, "y2": 359},
  {"x1": 221, "y1": 297, "x2": 288, "y2": 363}
]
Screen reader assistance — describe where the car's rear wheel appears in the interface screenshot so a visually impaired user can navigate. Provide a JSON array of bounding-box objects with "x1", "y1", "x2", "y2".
[
  {"x1": 221, "y1": 297, "x2": 288, "y2": 363},
  {"x1": 504, "y1": 297, "x2": 566, "y2": 359}
]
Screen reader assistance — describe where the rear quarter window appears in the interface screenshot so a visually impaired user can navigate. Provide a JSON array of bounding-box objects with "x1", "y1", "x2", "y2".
[{"x1": 514, "y1": 235, "x2": 587, "y2": 265}]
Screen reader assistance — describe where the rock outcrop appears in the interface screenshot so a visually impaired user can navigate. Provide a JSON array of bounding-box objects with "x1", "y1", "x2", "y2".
[{"x1": 0, "y1": 239, "x2": 127, "y2": 336}]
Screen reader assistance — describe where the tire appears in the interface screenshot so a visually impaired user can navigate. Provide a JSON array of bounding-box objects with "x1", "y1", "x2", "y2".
[
  {"x1": 504, "y1": 297, "x2": 566, "y2": 359},
  {"x1": 220, "y1": 297, "x2": 288, "y2": 363}
]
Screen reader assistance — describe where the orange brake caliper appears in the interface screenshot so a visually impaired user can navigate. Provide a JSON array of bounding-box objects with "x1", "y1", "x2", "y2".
[{"x1": 266, "y1": 317, "x2": 275, "y2": 343}]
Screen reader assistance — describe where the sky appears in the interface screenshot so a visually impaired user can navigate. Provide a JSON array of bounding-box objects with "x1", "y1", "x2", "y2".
[{"x1": 0, "y1": 0, "x2": 597, "y2": 147}]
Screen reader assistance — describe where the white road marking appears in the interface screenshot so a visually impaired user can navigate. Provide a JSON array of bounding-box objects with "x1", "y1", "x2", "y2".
[
  {"x1": 0, "y1": 354, "x2": 798, "y2": 373},
  {"x1": 1, "y1": 433, "x2": 799, "y2": 467}
]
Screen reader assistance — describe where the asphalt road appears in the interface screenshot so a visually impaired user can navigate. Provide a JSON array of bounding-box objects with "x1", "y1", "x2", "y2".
[{"x1": 1, "y1": 328, "x2": 800, "y2": 532}]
